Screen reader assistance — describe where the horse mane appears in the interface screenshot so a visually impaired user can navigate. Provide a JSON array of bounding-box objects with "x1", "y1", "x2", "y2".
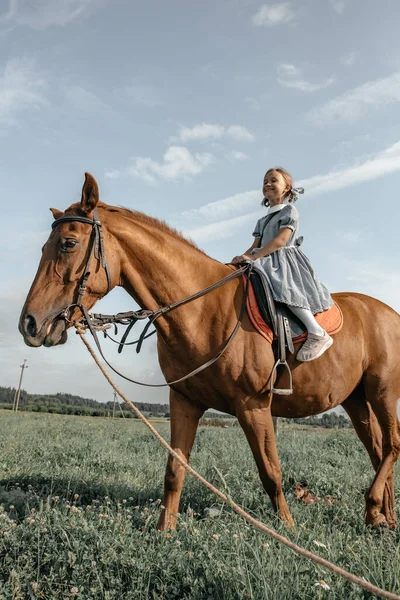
[{"x1": 106, "y1": 205, "x2": 207, "y2": 255}]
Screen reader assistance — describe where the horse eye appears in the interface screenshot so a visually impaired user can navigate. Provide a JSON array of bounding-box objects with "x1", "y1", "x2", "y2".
[{"x1": 60, "y1": 239, "x2": 78, "y2": 252}]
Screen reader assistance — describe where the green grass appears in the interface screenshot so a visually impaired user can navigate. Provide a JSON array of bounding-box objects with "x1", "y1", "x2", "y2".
[{"x1": 0, "y1": 411, "x2": 399, "y2": 599}]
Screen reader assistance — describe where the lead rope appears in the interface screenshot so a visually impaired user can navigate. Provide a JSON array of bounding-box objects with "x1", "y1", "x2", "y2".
[{"x1": 76, "y1": 325, "x2": 399, "y2": 600}]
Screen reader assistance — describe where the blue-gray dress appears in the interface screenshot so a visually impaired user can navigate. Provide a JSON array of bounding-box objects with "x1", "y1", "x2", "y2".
[{"x1": 250, "y1": 204, "x2": 333, "y2": 314}]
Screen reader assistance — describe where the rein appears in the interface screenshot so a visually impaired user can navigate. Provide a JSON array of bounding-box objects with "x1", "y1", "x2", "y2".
[{"x1": 52, "y1": 209, "x2": 253, "y2": 387}]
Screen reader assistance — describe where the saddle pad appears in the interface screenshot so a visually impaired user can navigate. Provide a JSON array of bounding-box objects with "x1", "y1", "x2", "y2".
[{"x1": 245, "y1": 277, "x2": 343, "y2": 344}]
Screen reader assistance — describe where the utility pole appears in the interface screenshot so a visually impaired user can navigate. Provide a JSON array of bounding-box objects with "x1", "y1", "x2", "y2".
[
  {"x1": 13, "y1": 359, "x2": 28, "y2": 412},
  {"x1": 112, "y1": 391, "x2": 125, "y2": 420},
  {"x1": 112, "y1": 390, "x2": 117, "y2": 420}
]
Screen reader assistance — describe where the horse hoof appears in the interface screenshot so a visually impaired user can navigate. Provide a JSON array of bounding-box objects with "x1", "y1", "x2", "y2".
[{"x1": 367, "y1": 514, "x2": 388, "y2": 530}]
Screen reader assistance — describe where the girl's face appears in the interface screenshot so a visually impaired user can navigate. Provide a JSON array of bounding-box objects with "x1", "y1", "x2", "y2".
[{"x1": 262, "y1": 170, "x2": 290, "y2": 205}]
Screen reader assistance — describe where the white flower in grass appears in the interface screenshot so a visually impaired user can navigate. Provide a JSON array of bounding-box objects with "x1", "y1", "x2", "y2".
[
  {"x1": 314, "y1": 580, "x2": 330, "y2": 591},
  {"x1": 313, "y1": 540, "x2": 327, "y2": 548}
]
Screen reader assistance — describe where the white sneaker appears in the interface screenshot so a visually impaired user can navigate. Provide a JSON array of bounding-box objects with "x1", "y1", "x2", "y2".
[{"x1": 296, "y1": 331, "x2": 333, "y2": 362}]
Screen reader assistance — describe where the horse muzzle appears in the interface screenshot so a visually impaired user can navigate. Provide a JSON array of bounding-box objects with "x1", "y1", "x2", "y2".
[{"x1": 19, "y1": 311, "x2": 68, "y2": 347}]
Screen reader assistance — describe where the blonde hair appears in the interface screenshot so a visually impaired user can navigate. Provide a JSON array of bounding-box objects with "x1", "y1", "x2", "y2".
[{"x1": 261, "y1": 167, "x2": 296, "y2": 207}]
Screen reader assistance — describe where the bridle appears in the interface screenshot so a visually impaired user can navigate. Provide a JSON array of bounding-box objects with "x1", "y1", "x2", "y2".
[
  {"x1": 52, "y1": 208, "x2": 112, "y2": 309},
  {"x1": 51, "y1": 208, "x2": 253, "y2": 388}
]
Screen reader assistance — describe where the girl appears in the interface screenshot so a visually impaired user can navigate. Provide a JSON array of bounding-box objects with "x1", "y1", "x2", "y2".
[{"x1": 231, "y1": 167, "x2": 333, "y2": 362}]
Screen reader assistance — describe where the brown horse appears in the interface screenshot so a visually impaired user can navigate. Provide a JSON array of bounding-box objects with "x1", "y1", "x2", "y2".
[{"x1": 19, "y1": 173, "x2": 400, "y2": 530}]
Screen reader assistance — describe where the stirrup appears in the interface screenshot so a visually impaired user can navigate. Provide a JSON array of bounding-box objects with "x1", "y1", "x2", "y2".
[{"x1": 270, "y1": 359, "x2": 293, "y2": 396}]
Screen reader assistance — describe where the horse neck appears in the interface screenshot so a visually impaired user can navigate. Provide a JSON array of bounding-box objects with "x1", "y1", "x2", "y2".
[{"x1": 106, "y1": 209, "x2": 233, "y2": 336}]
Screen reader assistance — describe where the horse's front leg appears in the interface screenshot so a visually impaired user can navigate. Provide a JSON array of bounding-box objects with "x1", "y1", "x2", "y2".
[
  {"x1": 157, "y1": 390, "x2": 204, "y2": 531},
  {"x1": 237, "y1": 396, "x2": 294, "y2": 528}
]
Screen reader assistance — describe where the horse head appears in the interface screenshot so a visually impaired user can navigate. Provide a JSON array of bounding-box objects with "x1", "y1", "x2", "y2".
[{"x1": 19, "y1": 173, "x2": 118, "y2": 347}]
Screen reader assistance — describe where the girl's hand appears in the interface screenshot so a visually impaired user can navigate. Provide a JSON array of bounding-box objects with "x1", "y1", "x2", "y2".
[{"x1": 231, "y1": 254, "x2": 250, "y2": 264}]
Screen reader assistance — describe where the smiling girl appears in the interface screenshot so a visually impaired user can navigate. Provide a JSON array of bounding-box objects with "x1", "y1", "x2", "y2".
[{"x1": 231, "y1": 167, "x2": 333, "y2": 362}]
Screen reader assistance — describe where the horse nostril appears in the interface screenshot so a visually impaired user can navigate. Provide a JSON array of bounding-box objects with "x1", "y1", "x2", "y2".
[{"x1": 24, "y1": 314, "x2": 37, "y2": 338}]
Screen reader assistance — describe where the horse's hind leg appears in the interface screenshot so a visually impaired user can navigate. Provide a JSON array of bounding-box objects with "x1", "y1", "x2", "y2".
[
  {"x1": 362, "y1": 371, "x2": 400, "y2": 528},
  {"x1": 342, "y1": 386, "x2": 397, "y2": 528},
  {"x1": 236, "y1": 398, "x2": 294, "y2": 528}
]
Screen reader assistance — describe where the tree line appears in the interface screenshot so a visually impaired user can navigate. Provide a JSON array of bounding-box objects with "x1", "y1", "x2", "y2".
[
  {"x1": 0, "y1": 386, "x2": 350, "y2": 427},
  {"x1": 284, "y1": 412, "x2": 351, "y2": 429},
  {"x1": 0, "y1": 386, "x2": 169, "y2": 418}
]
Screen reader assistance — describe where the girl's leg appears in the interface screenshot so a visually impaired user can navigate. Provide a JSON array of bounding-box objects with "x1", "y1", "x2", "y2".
[
  {"x1": 288, "y1": 306, "x2": 325, "y2": 337},
  {"x1": 287, "y1": 305, "x2": 333, "y2": 362}
]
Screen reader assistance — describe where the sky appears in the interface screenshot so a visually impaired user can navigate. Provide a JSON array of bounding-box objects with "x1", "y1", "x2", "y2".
[{"x1": 1, "y1": 0, "x2": 400, "y2": 406}]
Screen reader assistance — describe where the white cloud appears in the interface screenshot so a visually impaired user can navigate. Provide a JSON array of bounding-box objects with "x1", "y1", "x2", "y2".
[
  {"x1": 183, "y1": 190, "x2": 260, "y2": 222},
  {"x1": 0, "y1": 57, "x2": 46, "y2": 124},
  {"x1": 226, "y1": 125, "x2": 255, "y2": 142},
  {"x1": 185, "y1": 211, "x2": 260, "y2": 243},
  {"x1": 340, "y1": 52, "x2": 356, "y2": 67},
  {"x1": 122, "y1": 82, "x2": 163, "y2": 107},
  {"x1": 63, "y1": 84, "x2": 110, "y2": 112},
  {"x1": 105, "y1": 169, "x2": 121, "y2": 179},
  {"x1": 252, "y1": 3, "x2": 294, "y2": 26},
  {"x1": 244, "y1": 93, "x2": 271, "y2": 111},
  {"x1": 310, "y1": 71, "x2": 400, "y2": 125},
  {"x1": 329, "y1": 0, "x2": 345, "y2": 14},
  {"x1": 227, "y1": 151, "x2": 249, "y2": 161},
  {"x1": 178, "y1": 123, "x2": 225, "y2": 142},
  {"x1": 2, "y1": 0, "x2": 101, "y2": 29},
  {"x1": 337, "y1": 229, "x2": 369, "y2": 244},
  {"x1": 129, "y1": 146, "x2": 214, "y2": 185},
  {"x1": 277, "y1": 64, "x2": 334, "y2": 93},
  {"x1": 176, "y1": 122, "x2": 254, "y2": 143},
  {"x1": 297, "y1": 140, "x2": 400, "y2": 196}
]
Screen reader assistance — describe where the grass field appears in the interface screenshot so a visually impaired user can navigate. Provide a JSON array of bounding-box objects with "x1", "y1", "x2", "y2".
[{"x1": 0, "y1": 410, "x2": 399, "y2": 599}]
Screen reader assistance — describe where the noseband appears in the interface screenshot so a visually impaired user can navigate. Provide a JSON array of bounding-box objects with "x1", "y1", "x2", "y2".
[{"x1": 52, "y1": 208, "x2": 112, "y2": 309}]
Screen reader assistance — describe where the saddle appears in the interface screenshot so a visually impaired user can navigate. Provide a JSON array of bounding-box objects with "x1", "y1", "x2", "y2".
[{"x1": 244, "y1": 270, "x2": 343, "y2": 395}]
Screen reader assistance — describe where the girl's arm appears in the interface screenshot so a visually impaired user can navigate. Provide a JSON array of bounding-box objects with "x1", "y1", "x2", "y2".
[
  {"x1": 231, "y1": 238, "x2": 260, "y2": 264},
  {"x1": 231, "y1": 228, "x2": 292, "y2": 263},
  {"x1": 251, "y1": 228, "x2": 292, "y2": 259}
]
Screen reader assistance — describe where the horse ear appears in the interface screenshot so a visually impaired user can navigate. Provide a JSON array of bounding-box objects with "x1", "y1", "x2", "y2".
[
  {"x1": 80, "y1": 172, "x2": 99, "y2": 214},
  {"x1": 50, "y1": 208, "x2": 63, "y2": 220}
]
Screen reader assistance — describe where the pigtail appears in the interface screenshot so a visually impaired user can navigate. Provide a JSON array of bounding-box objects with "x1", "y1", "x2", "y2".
[{"x1": 287, "y1": 187, "x2": 305, "y2": 203}]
